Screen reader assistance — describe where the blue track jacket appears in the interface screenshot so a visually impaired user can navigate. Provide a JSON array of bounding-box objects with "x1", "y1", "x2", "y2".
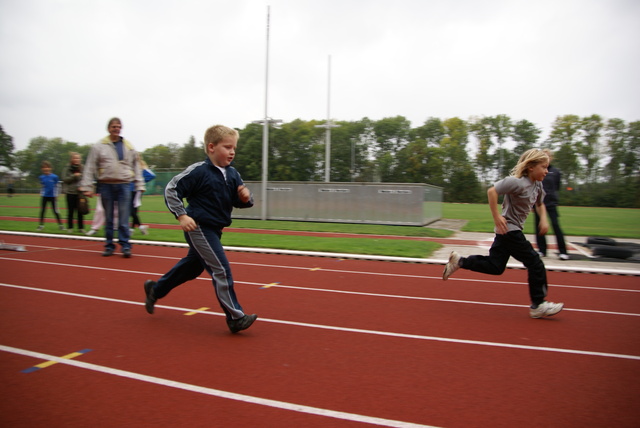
[{"x1": 165, "y1": 158, "x2": 253, "y2": 229}]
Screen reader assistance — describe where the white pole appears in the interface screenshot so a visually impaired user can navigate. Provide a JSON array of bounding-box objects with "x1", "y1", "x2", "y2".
[
  {"x1": 324, "y1": 55, "x2": 331, "y2": 182},
  {"x1": 261, "y1": 6, "x2": 271, "y2": 221}
]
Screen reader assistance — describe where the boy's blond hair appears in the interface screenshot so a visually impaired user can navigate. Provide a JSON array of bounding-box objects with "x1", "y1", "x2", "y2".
[
  {"x1": 41, "y1": 160, "x2": 52, "y2": 169},
  {"x1": 510, "y1": 149, "x2": 549, "y2": 178},
  {"x1": 203, "y1": 125, "x2": 239, "y2": 153}
]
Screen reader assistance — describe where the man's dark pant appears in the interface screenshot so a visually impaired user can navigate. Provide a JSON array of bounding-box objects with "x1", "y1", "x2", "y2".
[
  {"x1": 99, "y1": 182, "x2": 131, "y2": 251},
  {"x1": 461, "y1": 231, "x2": 548, "y2": 306},
  {"x1": 534, "y1": 206, "x2": 567, "y2": 256}
]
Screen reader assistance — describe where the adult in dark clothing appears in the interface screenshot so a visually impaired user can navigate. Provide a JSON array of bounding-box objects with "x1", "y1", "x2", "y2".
[
  {"x1": 534, "y1": 150, "x2": 568, "y2": 260},
  {"x1": 62, "y1": 152, "x2": 85, "y2": 232}
]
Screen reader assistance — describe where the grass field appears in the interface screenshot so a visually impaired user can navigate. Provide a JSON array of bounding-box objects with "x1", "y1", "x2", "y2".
[{"x1": 1, "y1": 195, "x2": 638, "y2": 258}]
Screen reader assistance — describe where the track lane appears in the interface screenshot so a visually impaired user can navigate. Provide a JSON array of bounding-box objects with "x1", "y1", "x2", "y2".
[{"x1": 1, "y1": 235, "x2": 639, "y2": 427}]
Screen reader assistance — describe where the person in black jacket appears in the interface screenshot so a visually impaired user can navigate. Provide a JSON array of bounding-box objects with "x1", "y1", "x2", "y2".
[
  {"x1": 143, "y1": 125, "x2": 257, "y2": 334},
  {"x1": 534, "y1": 149, "x2": 569, "y2": 260},
  {"x1": 62, "y1": 152, "x2": 84, "y2": 232}
]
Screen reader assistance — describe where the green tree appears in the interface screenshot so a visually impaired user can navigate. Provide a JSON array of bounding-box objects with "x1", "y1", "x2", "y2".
[
  {"x1": 578, "y1": 114, "x2": 603, "y2": 183},
  {"x1": 440, "y1": 117, "x2": 480, "y2": 201},
  {"x1": 411, "y1": 117, "x2": 445, "y2": 147},
  {"x1": 329, "y1": 120, "x2": 368, "y2": 182},
  {"x1": 15, "y1": 137, "x2": 82, "y2": 186},
  {"x1": 0, "y1": 125, "x2": 15, "y2": 169},
  {"x1": 372, "y1": 116, "x2": 411, "y2": 181},
  {"x1": 234, "y1": 123, "x2": 266, "y2": 181},
  {"x1": 143, "y1": 143, "x2": 180, "y2": 169},
  {"x1": 625, "y1": 121, "x2": 640, "y2": 177},
  {"x1": 547, "y1": 115, "x2": 581, "y2": 184},
  {"x1": 270, "y1": 119, "x2": 321, "y2": 181},
  {"x1": 512, "y1": 119, "x2": 541, "y2": 155},
  {"x1": 469, "y1": 116, "x2": 494, "y2": 185},
  {"x1": 178, "y1": 136, "x2": 204, "y2": 168}
]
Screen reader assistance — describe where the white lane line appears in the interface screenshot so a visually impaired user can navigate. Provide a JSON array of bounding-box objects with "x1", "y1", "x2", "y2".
[
  {"x1": 1, "y1": 250, "x2": 638, "y2": 294},
  {"x1": 2, "y1": 283, "x2": 639, "y2": 361},
  {"x1": 0, "y1": 344, "x2": 436, "y2": 428},
  {"x1": 2, "y1": 230, "x2": 639, "y2": 276},
  {"x1": 1, "y1": 256, "x2": 639, "y2": 315}
]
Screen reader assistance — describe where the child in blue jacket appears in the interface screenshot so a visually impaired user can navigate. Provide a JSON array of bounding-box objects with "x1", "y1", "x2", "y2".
[
  {"x1": 37, "y1": 161, "x2": 64, "y2": 231},
  {"x1": 143, "y1": 125, "x2": 257, "y2": 334}
]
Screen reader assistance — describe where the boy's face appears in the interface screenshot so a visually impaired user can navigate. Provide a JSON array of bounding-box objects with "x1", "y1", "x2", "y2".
[
  {"x1": 528, "y1": 162, "x2": 549, "y2": 182},
  {"x1": 208, "y1": 135, "x2": 238, "y2": 167},
  {"x1": 41, "y1": 166, "x2": 51, "y2": 175}
]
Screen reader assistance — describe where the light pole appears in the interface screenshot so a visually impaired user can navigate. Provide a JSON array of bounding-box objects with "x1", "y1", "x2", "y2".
[
  {"x1": 315, "y1": 55, "x2": 340, "y2": 182},
  {"x1": 254, "y1": 5, "x2": 281, "y2": 221}
]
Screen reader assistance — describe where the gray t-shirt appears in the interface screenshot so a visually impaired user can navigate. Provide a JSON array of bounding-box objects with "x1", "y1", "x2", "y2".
[{"x1": 493, "y1": 175, "x2": 545, "y2": 233}]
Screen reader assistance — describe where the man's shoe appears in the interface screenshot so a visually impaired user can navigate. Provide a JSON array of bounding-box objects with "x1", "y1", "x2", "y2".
[
  {"x1": 59, "y1": 224, "x2": 66, "y2": 231},
  {"x1": 122, "y1": 248, "x2": 132, "y2": 258},
  {"x1": 442, "y1": 251, "x2": 461, "y2": 280},
  {"x1": 86, "y1": 229, "x2": 97, "y2": 236},
  {"x1": 537, "y1": 251, "x2": 545, "y2": 258},
  {"x1": 139, "y1": 225, "x2": 149, "y2": 235},
  {"x1": 102, "y1": 248, "x2": 114, "y2": 257},
  {"x1": 530, "y1": 301, "x2": 564, "y2": 318},
  {"x1": 37, "y1": 225, "x2": 44, "y2": 231},
  {"x1": 144, "y1": 280, "x2": 157, "y2": 314},
  {"x1": 558, "y1": 253, "x2": 570, "y2": 260},
  {"x1": 227, "y1": 314, "x2": 258, "y2": 333}
]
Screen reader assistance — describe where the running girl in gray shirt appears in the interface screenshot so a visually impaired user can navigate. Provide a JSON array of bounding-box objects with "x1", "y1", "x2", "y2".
[{"x1": 442, "y1": 149, "x2": 564, "y2": 319}]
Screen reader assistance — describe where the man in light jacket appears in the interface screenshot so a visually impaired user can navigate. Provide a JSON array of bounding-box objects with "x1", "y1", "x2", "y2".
[{"x1": 80, "y1": 117, "x2": 144, "y2": 258}]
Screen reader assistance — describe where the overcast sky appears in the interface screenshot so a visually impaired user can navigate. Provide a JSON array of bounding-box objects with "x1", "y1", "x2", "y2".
[{"x1": 1, "y1": 0, "x2": 639, "y2": 153}]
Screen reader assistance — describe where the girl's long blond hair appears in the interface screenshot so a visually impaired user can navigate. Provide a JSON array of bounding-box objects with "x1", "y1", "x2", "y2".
[{"x1": 510, "y1": 149, "x2": 549, "y2": 178}]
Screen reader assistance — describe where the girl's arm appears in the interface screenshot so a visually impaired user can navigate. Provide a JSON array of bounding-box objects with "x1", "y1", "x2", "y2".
[
  {"x1": 488, "y1": 187, "x2": 508, "y2": 235},
  {"x1": 535, "y1": 203, "x2": 549, "y2": 235}
]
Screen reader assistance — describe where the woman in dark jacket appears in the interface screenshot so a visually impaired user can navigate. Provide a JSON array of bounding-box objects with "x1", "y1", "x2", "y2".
[{"x1": 62, "y1": 152, "x2": 84, "y2": 232}]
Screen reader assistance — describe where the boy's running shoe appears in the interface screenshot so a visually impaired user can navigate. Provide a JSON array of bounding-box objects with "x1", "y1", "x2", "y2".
[
  {"x1": 442, "y1": 251, "x2": 461, "y2": 280},
  {"x1": 530, "y1": 301, "x2": 564, "y2": 318},
  {"x1": 144, "y1": 280, "x2": 157, "y2": 314},
  {"x1": 139, "y1": 225, "x2": 149, "y2": 235},
  {"x1": 227, "y1": 314, "x2": 258, "y2": 333}
]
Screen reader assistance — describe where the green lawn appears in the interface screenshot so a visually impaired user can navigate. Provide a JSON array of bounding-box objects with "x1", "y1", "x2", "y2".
[
  {"x1": 2, "y1": 195, "x2": 638, "y2": 259},
  {"x1": 443, "y1": 203, "x2": 640, "y2": 239}
]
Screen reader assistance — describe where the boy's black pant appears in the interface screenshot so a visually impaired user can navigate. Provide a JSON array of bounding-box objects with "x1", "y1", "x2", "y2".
[
  {"x1": 154, "y1": 225, "x2": 245, "y2": 320},
  {"x1": 460, "y1": 231, "x2": 548, "y2": 306}
]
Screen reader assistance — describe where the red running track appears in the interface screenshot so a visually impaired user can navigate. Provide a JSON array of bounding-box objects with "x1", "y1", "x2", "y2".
[{"x1": 1, "y1": 234, "x2": 639, "y2": 427}]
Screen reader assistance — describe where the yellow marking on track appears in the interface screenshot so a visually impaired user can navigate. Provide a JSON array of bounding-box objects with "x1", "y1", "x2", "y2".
[
  {"x1": 184, "y1": 307, "x2": 209, "y2": 316},
  {"x1": 261, "y1": 282, "x2": 280, "y2": 289},
  {"x1": 22, "y1": 349, "x2": 92, "y2": 373}
]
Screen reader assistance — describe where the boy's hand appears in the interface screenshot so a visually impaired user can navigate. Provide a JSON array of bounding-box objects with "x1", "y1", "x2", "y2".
[
  {"x1": 494, "y1": 216, "x2": 508, "y2": 235},
  {"x1": 237, "y1": 185, "x2": 250, "y2": 203},
  {"x1": 178, "y1": 215, "x2": 197, "y2": 232}
]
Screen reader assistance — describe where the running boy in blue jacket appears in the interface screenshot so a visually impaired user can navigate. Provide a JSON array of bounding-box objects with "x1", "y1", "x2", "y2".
[{"x1": 143, "y1": 125, "x2": 257, "y2": 333}]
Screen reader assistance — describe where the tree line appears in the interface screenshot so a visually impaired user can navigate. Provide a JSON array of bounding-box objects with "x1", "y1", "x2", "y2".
[{"x1": 1, "y1": 114, "x2": 639, "y2": 207}]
